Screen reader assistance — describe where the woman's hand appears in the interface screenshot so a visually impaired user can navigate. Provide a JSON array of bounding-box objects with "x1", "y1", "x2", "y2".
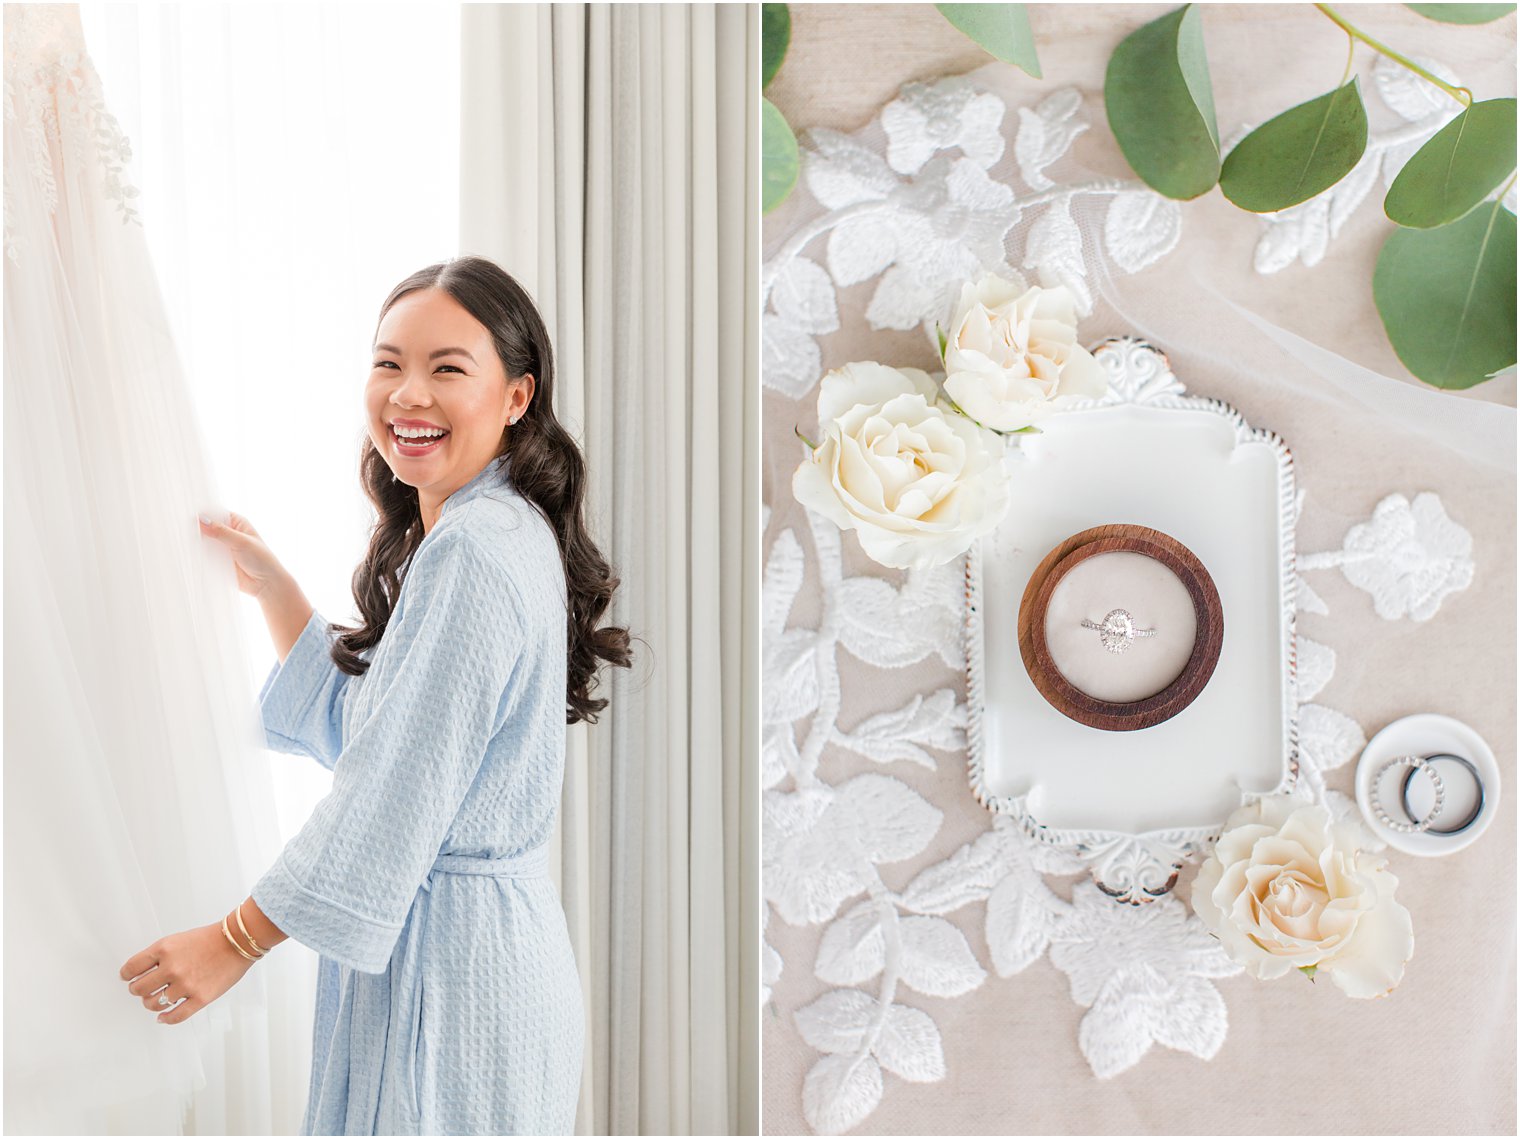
[
  {"x1": 198, "y1": 511, "x2": 287, "y2": 598},
  {"x1": 119, "y1": 920, "x2": 257, "y2": 1025}
]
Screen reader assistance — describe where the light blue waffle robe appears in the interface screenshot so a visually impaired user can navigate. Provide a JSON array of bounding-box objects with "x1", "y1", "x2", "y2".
[{"x1": 249, "y1": 456, "x2": 583, "y2": 1135}]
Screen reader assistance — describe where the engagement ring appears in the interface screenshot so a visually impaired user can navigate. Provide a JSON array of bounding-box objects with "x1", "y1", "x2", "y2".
[{"x1": 1080, "y1": 608, "x2": 1157, "y2": 654}]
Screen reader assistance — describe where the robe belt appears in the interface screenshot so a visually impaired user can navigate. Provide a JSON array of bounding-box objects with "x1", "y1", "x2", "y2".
[
  {"x1": 392, "y1": 844, "x2": 550, "y2": 1128},
  {"x1": 420, "y1": 843, "x2": 551, "y2": 890}
]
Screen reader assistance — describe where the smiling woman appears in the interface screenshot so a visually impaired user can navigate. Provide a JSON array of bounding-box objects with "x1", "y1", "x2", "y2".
[
  {"x1": 156, "y1": 254, "x2": 632, "y2": 1133},
  {"x1": 367, "y1": 288, "x2": 535, "y2": 536},
  {"x1": 11, "y1": 3, "x2": 757, "y2": 1134},
  {"x1": 343, "y1": 258, "x2": 631, "y2": 715}
]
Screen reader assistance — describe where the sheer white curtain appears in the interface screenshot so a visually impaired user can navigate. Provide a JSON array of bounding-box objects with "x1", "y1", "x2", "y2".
[
  {"x1": 8, "y1": 4, "x2": 460, "y2": 1133},
  {"x1": 458, "y1": 5, "x2": 760, "y2": 1134}
]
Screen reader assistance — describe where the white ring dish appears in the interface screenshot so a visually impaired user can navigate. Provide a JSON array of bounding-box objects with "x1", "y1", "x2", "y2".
[{"x1": 1354, "y1": 713, "x2": 1499, "y2": 856}]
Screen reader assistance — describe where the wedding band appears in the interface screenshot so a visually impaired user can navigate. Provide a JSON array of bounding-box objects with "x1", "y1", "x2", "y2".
[
  {"x1": 1400, "y1": 753, "x2": 1484, "y2": 836},
  {"x1": 1371, "y1": 755, "x2": 1446, "y2": 833},
  {"x1": 1080, "y1": 608, "x2": 1157, "y2": 654}
]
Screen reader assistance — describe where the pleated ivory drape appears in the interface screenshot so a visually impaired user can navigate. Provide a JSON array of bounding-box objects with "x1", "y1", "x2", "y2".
[{"x1": 458, "y1": 6, "x2": 760, "y2": 1134}]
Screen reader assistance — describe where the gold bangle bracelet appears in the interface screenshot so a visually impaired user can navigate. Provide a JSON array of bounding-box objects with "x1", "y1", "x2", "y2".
[
  {"x1": 228, "y1": 906, "x2": 264, "y2": 955},
  {"x1": 235, "y1": 901, "x2": 269, "y2": 956},
  {"x1": 221, "y1": 914, "x2": 259, "y2": 962}
]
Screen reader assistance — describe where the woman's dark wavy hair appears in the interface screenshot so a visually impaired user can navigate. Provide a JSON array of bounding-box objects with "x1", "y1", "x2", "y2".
[{"x1": 327, "y1": 255, "x2": 632, "y2": 725}]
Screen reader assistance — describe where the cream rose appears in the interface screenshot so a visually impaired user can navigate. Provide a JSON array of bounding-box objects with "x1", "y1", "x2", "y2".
[
  {"x1": 1192, "y1": 795, "x2": 1414, "y2": 999},
  {"x1": 792, "y1": 361, "x2": 1010, "y2": 570},
  {"x1": 940, "y1": 273, "x2": 1108, "y2": 432}
]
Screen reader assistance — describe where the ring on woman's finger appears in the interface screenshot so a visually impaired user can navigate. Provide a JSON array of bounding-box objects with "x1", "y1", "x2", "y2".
[{"x1": 148, "y1": 982, "x2": 177, "y2": 1010}]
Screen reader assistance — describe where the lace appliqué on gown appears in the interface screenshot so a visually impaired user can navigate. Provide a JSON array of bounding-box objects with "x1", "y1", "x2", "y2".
[{"x1": 4, "y1": 4, "x2": 141, "y2": 267}]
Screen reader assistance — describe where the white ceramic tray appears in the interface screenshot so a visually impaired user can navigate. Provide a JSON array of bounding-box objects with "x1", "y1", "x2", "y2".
[{"x1": 965, "y1": 337, "x2": 1300, "y2": 902}]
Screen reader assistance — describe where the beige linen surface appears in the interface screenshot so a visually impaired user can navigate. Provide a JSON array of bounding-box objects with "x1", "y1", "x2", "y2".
[{"x1": 763, "y1": 5, "x2": 1516, "y2": 1135}]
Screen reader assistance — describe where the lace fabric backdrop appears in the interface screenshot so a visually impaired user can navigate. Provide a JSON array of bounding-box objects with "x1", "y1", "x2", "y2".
[{"x1": 761, "y1": 5, "x2": 1515, "y2": 1135}]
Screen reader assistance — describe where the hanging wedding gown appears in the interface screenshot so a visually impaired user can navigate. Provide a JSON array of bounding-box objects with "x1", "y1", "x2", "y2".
[{"x1": 4, "y1": 5, "x2": 302, "y2": 1133}]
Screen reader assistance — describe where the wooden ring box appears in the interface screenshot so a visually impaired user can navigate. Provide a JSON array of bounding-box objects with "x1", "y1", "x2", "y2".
[{"x1": 1017, "y1": 524, "x2": 1224, "y2": 732}]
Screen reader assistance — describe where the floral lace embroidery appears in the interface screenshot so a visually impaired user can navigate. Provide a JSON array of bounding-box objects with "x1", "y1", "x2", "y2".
[
  {"x1": 1299, "y1": 492, "x2": 1475, "y2": 622},
  {"x1": 764, "y1": 482, "x2": 1415, "y2": 1131},
  {"x1": 761, "y1": 77, "x2": 1178, "y2": 399},
  {"x1": 4, "y1": 5, "x2": 143, "y2": 267},
  {"x1": 764, "y1": 69, "x2": 1470, "y2": 1134}
]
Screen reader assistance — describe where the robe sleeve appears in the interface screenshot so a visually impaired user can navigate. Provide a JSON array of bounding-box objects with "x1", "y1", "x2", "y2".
[
  {"x1": 257, "y1": 607, "x2": 351, "y2": 770},
  {"x1": 250, "y1": 528, "x2": 527, "y2": 973}
]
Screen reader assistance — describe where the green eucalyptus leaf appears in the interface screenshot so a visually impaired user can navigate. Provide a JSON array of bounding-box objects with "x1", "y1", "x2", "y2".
[
  {"x1": 1104, "y1": 5, "x2": 1221, "y2": 200},
  {"x1": 1385, "y1": 98, "x2": 1518, "y2": 228},
  {"x1": 762, "y1": 98, "x2": 799, "y2": 214},
  {"x1": 1374, "y1": 199, "x2": 1517, "y2": 389},
  {"x1": 936, "y1": 4, "x2": 1042, "y2": 78},
  {"x1": 762, "y1": 4, "x2": 790, "y2": 89},
  {"x1": 1406, "y1": 3, "x2": 1515, "y2": 23},
  {"x1": 1220, "y1": 78, "x2": 1368, "y2": 212}
]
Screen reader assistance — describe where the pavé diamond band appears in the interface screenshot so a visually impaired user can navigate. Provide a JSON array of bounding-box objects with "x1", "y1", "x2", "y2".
[{"x1": 1370, "y1": 755, "x2": 1446, "y2": 833}]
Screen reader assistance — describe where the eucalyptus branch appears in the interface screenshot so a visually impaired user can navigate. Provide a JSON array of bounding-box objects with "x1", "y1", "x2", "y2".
[
  {"x1": 1315, "y1": 4, "x2": 1473, "y2": 107},
  {"x1": 1338, "y1": 29, "x2": 1356, "y2": 87}
]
